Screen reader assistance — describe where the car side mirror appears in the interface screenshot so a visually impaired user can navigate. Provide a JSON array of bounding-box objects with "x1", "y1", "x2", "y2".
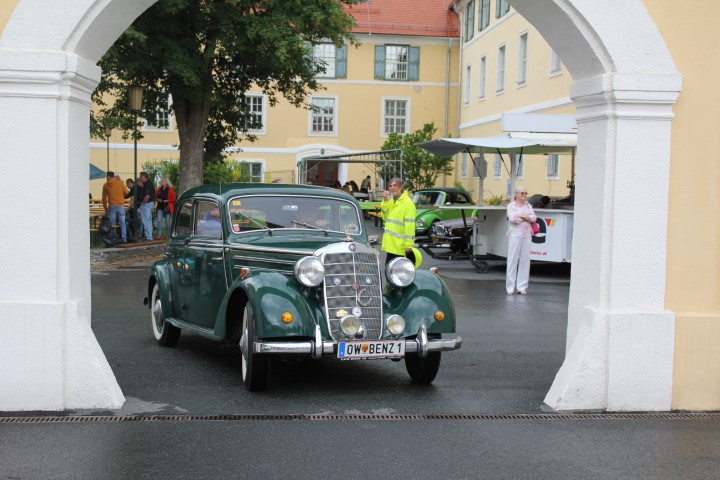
[{"x1": 368, "y1": 234, "x2": 379, "y2": 246}]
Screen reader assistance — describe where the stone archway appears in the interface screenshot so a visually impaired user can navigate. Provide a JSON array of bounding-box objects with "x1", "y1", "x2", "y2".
[{"x1": 0, "y1": 0, "x2": 680, "y2": 411}]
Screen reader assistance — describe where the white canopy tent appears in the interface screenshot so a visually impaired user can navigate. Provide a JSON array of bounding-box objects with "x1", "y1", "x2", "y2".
[{"x1": 417, "y1": 133, "x2": 577, "y2": 202}]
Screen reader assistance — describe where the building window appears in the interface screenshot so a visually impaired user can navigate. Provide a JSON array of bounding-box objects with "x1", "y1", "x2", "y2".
[
  {"x1": 546, "y1": 154, "x2": 560, "y2": 179},
  {"x1": 496, "y1": 0, "x2": 510, "y2": 18},
  {"x1": 309, "y1": 96, "x2": 337, "y2": 136},
  {"x1": 478, "y1": 55, "x2": 486, "y2": 99},
  {"x1": 374, "y1": 45, "x2": 420, "y2": 81},
  {"x1": 244, "y1": 94, "x2": 266, "y2": 134},
  {"x1": 383, "y1": 98, "x2": 409, "y2": 136},
  {"x1": 518, "y1": 32, "x2": 528, "y2": 85},
  {"x1": 235, "y1": 161, "x2": 263, "y2": 183},
  {"x1": 549, "y1": 49, "x2": 562, "y2": 75},
  {"x1": 478, "y1": 0, "x2": 490, "y2": 31},
  {"x1": 493, "y1": 154, "x2": 502, "y2": 179},
  {"x1": 516, "y1": 156, "x2": 524, "y2": 179},
  {"x1": 461, "y1": 153, "x2": 468, "y2": 178},
  {"x1": 144, "y1": 94, "x2": 172, "y2": 131},
  {"x1": 464, "y1": 64, "x2": 472, "y2": 105},
  {"x1": 497, "y1": 44, "x2": 505, "y2": 92},
  {"x1": 312, "y1": 43, "x2": 347, "y2": 79},
  {"x1": 464, "y1": 0, "x2": 475, "y2": 42}
]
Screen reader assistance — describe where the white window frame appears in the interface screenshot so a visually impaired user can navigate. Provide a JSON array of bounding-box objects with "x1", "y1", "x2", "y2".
[
  {"x1": 464, "y1": 64, "x2": 472, "y2": 105},
  {"x1": 493, "y1": 154, "x2": 502, "y2": 179},
  {"x1": 308, "y1": 95, "x2": 338, "y2": 137},
  {"x1": 143, "y1": 94, "x2": 173, "y2": 132},
  {"x1": 244, "y1": 93, "x2": 267, "y2": 135},
  {"x1": 233, "y1": 159, "x2": 265, "y2": 183},
  {"x1": 517, "y1": 31, "x2": 528, "y2": 86},
  {"x1": 496, "y1": 44, "x2": 506, "y2": 93},
  {"x1": 478, "y1": 0, "x2": 490, "y2": 31},
  {"x1": 546, "y1": 154, "x2": 560, "y2": 180},
  {"x1": 385, "y1": 45, "x2": 409, "y2": 81},
  {"x1": 549, "y1": 49, "x2": 563, "y2": 76},
  {"x1": 313, "y1": 43, "x2": 337, "y2": 79},
  {"x1": 478, "y1": 55, "x2": 487, "y2": 100},
  {"x1": 461, "y1": 152, "x2": 468, "y2": 178},
  {"x1": 381, "y1": 97, "x2": 410, "y2": 137}
]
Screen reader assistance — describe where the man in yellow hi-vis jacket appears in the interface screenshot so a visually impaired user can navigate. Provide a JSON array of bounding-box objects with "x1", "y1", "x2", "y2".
[{"x1": 380, "y1": 178, "x2": 417, "y2": 266}]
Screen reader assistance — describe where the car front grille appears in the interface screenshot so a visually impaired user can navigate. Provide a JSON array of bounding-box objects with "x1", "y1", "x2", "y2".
[{"x1": 319, "y1": 243, "x2": 383, "y2": 341}]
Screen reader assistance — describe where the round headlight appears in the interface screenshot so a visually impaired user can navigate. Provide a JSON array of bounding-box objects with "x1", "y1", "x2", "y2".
[
  {"x1": 340, "y1": 315, "x2": 361, "y2": 337},
  {"x1": 386, "y1": 257, "x2": 416, "y2": 287},
  {"x1": 386, "y1": 314, "x2": 405, "y2": 336},
  {"x1": 294, "y1": 256, "x2": 324, "y2": 287},
  {"x1": 417, "y1": 218, "x2": 425, "y2": 227}
]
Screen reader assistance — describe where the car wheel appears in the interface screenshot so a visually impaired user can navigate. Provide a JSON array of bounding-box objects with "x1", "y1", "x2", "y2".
[
  {"x1": 405, "y1": 351, "x2": 441, "y2": 384},
  {"x1": 150, "y1": 283, "x2": 180, "y2": 347},
  {"x1": 240, "y1": 303, "x2": 270, "y2": 391}
]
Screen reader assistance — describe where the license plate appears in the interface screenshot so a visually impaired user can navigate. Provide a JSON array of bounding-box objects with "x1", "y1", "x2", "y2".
[{"x1": 337, "y1": 340, "x2": 405, "y2": 360}]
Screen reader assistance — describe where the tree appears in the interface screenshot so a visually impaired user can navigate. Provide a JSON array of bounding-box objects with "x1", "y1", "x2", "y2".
[
  {"x1": 380, "y1": 123, "x2": 453, "y2": 192},
  {"x1": 92, "y1": 0, "x2": 357, "y2": 192}
]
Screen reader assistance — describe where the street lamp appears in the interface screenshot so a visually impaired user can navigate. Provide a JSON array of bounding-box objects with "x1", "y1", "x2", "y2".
[
  {"x1": 128, "y1": 85, "x2": 144, "y2": 183},
  {"x1": 128, "y1": 85, "x2": 144, "y2": 242},
  {"x1": 104, "y1": 125, "x2": 113, "y2": 173}
]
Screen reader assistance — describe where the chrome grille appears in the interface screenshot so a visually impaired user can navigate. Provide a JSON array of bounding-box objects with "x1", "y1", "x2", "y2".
[{"x1": 320, "y1": 243, "x2": 383, "y2": 341}]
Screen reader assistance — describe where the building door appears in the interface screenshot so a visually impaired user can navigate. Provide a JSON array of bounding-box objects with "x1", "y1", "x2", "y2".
[{"x1": 306, "y1": 160, "x2": 339, "y2": 187}]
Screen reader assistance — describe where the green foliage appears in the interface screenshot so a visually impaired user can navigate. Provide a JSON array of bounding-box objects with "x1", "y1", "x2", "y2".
[
  {"x1": 380, "y1": 123, "x2": 453, "y2": 192},
  {"x1": 203, "y1": 161, "x2": 252, "y2": 184},
  {"x1": 92, "y1": 0, "x2": 358, "y2": 190},
  {"x1": 485, "y1": 193, "x2": 508, "y2": 206},
  {"x1": 141, "y1": 160, "x2": 180, "y2": 187},
  {"x1": 142, "y1": 159, "x2": 252, "y2": 190}
]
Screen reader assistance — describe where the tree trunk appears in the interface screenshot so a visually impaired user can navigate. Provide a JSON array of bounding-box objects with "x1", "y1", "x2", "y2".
[{"x1": 172, "y1": 90, "x2": 211, "y2": 194}]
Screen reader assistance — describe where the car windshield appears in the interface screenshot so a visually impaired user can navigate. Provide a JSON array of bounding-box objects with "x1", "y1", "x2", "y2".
[
  {"x1": 227, "y1": 195, "x2": 362, "y2": 235},
  {"x1": 413, "y1": 191, "x2": 441, "y2": 207}
]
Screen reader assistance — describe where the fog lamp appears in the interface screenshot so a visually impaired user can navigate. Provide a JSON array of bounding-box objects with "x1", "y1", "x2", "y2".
[
  {"x1": 386, "y1": 315, "x2": 405, "y2": 335},
  {"x1": 340, "y1": 315, "x2": 361, "y2": 337},
  {"x1": 434, "y1": 311, "x2": 445, "y2": 322},
  {"x1": 281, "y1": 311, "x2": 294, "y2": 324}
]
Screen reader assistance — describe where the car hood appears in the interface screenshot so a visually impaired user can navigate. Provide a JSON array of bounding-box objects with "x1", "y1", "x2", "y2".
[{"x1": 228, "y1": 230, "x2": 367, "y2": 253}]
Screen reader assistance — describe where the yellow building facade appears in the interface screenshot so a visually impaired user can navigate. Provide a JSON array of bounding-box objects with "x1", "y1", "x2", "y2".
[{"x1": 89, "y1": 29, "x2": 460, "y2": 198}]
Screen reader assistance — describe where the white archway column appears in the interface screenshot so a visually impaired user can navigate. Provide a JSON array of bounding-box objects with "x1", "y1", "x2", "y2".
[
  {"x1": 0, "y1": 49, "x2": 124, "y2": 410},
  {"x1": 544, "y1": 72, "x2": 681, "y2": 411}
]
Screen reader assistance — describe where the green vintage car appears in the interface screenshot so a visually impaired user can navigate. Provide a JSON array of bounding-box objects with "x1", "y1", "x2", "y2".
[
  {"x1": 413, "y1": 188, "x2": 475, "y2": 237},
  {"x1": 145, "y1": 183, "x2": 461, "y2": 391}
]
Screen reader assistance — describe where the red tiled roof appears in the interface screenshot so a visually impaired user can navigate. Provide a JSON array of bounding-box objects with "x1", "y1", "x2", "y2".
[{"x1": 345, "y1": 0, "x2": 459, "y2": 37}]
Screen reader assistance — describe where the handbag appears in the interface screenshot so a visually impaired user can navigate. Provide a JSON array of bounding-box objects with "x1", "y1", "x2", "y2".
[{"x1": 531, "y1": 221, "x2": 540, "y2": 235}]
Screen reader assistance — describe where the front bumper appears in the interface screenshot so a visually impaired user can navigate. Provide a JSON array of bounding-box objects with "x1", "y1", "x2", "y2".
[{"x1": 253, "y1": 325, "x2": 461, "y2": 359}]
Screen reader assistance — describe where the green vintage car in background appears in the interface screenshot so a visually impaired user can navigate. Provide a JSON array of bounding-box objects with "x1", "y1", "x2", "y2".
[
  {"x1": 413, "y1": 188, "x2": 476, "y2": 237},
  {"x1": 145, "y1": 183, "x2": 461, "y2": 391}
]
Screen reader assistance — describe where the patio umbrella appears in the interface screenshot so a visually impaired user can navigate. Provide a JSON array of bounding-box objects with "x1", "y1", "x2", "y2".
[{"x1": 90, "y1": 163, "x2": 105, "y2": 180}]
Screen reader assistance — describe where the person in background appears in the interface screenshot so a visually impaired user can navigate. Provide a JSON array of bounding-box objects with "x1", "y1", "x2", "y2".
[
  {"x1": 349, "y1": 180, "x2": 359, "y2": 193},
  {"x1": 137, "y1": 171, "x2": 156, "y2": 241},
  {"x1": 360, "y1": 175, "x2": 371, "y2": 193},
  {"x1": 101, "y1": 171, "x2": 129, "y2": 243},
  {"x1": 380, "y1": 177, "x2": 416, "y2": 266},
  {"x1": 333, "y1": 180, "x2": 342, "y2": 189},
  {"x1": 505, "y1": 185, "x2": 536, "y2": 295},
  {"x1": 155, "y1": 177, "x2": 176, "y2": 238}
]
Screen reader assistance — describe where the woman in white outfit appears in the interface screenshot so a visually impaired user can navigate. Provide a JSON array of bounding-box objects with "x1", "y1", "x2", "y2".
[{"x1": 506, "y1": 186, "x2": 536, "y2": 295}]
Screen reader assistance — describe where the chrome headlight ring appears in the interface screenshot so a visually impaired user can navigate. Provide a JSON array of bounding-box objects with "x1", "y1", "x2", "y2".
[
  {"x1": 386, "y1": 257, "x2": 415, "y2": 288},
  {"x1": 294, "y1": 256, "x2": 325, "y2": 287}
]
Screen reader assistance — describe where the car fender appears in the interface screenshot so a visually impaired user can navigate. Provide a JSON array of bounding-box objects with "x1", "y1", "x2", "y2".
[
  {"x1": 214, "y1": 269, "x2": 322, "y2": 339},
  {"x1": 147, "y1": 260, "x2": 175, "y2": 318},
  {"x1": 383, "y1": 270, "x2": 456, "y2": 335}
]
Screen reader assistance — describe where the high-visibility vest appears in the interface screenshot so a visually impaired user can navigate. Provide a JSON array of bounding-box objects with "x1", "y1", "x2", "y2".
[{"x1": 380, "y1": 191, "x2": 416, "y2": 255}]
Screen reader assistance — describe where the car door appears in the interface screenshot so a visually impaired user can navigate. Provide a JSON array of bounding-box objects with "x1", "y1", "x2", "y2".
[
  {"x1": 167, "y1": 200, "x2": 193, "y2": 320},
  {"x1": 182, "y1": 200, "x2": 228, "y2": 329}
]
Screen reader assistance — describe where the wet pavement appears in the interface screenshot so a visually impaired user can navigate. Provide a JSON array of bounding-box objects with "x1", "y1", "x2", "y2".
[{"x1": 1, "y1": 222, "x2": 718, "y2": 479}]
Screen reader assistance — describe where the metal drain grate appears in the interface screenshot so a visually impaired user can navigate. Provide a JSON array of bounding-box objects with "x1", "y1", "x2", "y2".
[{"x1": 1, "y1": 412, "x2": 719, "y2": 424}]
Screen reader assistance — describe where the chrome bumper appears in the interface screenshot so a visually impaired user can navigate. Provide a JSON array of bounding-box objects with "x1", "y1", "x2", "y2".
[{"x1": 253, "y1": 325, "x2": 462, "y2": 359}]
